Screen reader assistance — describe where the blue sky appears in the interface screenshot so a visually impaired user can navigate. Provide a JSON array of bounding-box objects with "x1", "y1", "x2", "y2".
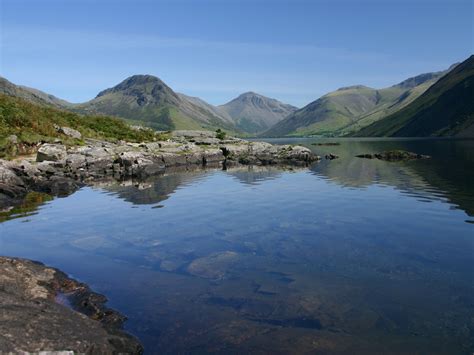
[{"x1": 1, "y1": 0, "x2": 472, "y2": 107}]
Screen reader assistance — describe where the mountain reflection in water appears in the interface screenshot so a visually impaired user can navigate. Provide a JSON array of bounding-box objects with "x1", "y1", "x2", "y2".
[{"x1": 1, "y1": 138, "x2": 473, "y2": 354}]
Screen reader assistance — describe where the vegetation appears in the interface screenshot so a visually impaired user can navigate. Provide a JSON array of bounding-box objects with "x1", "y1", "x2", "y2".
[
  {"x1": 0, "y1": 94, "x2": 162, "y2": 158},
  {"x1": 263, "y1": 70, "x2": 446, "y2": 137},
  {"x1": 353, "y1": 55, "x2": 474, "y2": 137},
  {"x1": 0, "y1": 192, "x2": 53, "y2": 222},
  {"x1": 216, "y1": 128, "x2": 226, "y2": 140}
]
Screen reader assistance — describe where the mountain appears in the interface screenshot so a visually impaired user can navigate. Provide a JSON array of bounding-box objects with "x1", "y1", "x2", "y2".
[
  {"x1": 177, "y1": 93, "x2": 233, "y2": 123},
  {"x1": 0, "y1": 77, "x2": 72, "y2": 109},
  {"x1": 219, "y1": 92, "x2": 297, "y2": 134},
  {"x1": 263, "y1": 69, "x2": 448, "y2": 137},
  {"x1": 75, "y1": 75, "x2": 236, "y2": 132},
  {"x1": 353, "y1": 55, "x2": 474, "y2": 137}
]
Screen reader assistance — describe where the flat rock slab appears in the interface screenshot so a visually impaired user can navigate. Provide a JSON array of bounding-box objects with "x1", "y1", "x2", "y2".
[{"x1": 0, "y1": 256, "x2": 143, "y2": 354}]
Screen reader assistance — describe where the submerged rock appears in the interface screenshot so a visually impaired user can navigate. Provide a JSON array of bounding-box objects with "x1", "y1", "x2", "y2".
[
  {"x1": 187, "y1": 251, "x2": 239, "y2": 279},
  {"x1": 0, "y1": 256, "x2": 143, "y2": 354},
  {"x1": 356, "y1": 150, "x2": 431, "y2": 161}
]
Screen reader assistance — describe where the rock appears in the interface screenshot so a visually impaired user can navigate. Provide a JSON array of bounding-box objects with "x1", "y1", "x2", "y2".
[
  {"x1": 118, "y1": 151, "x2": 164, "y2": 177},
  {"x1": 172, "y1": 130, "x2": 216, "y2": 138},
  {"x1": 0, "y1": 257, "x2": 143, "y2": 354},
  {"x1": 66, "y1": 154, "x2": 87, "y2": 169},
  {"x1": 325, "y1": 153, "x2": 339, "y2": 160},
  {"x1": 7, "y1": 134, "x2": 18, "y2": 144},
  {"x1": 191, "y1": 137, "x2": 221, "y2": 145},
  {"x1": 355, "y1": 153, "x2": 374, "y2": 159},
  {"x1": 58, "y1": 126, "x2": 82, "y2": 139},
  {"x1": 2, "y1": 134, "x2": 318, "y2": 208},
  {"x1": 311, "y1": 142, "x2": 340, "y2": 146},
  {"x1": 37, "y1": 144, "x2": 67, "y2": 162},
  {"x1": 0, "y1": 162, "x2": 27, "y2": 202},
  {"x1": 356, "y1": 150, "x2": 431, "y2": 161},
  {"x1": 187, "y1": 251, "x2": 239, "y2": 279}
]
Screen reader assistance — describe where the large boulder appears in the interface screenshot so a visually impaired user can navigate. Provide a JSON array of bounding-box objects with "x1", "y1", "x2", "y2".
[
  {"x1": 36, "y1": 144, "x2": 67, "y2": 162},
  {"x1": 0, "y1": 161, "x2": 27, "y2": 201},
  {"x1": 58, "y1": 126, "x2": 82, "y2": 139}
]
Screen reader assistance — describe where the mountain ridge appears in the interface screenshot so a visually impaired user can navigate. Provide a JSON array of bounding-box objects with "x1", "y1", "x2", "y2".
[
  {"x1": 219, "y1": 92, "x2": 297, "y2": 134},
  {"x1": 262, "y1": 67, "x2": 450, "y2": 137},
  {"x1": 352, "y1": 55, "x2": 474, "y2": 137}
]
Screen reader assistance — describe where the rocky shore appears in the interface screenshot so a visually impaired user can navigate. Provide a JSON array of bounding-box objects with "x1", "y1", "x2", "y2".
[
  {"x1": 0, "y1": 256, "x2": 143, "y2": 353},
  {"x1": 0, "y1": 130, "x2": 318, "y2": 352},
  {"x1": 0, "y1": 130, "x2": 318, "y2": 208}
]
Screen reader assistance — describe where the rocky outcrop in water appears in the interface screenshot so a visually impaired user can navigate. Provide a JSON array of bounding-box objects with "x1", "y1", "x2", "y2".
[
  {"x1": 355, "y1": 150, "x2": 430, "y2": 161},
  {"x1": 0, "y1": 256, "x2": 143, "y2": 354},
  {"x1": 0, "y1": 131, "x2": 319, "y2": 208}
]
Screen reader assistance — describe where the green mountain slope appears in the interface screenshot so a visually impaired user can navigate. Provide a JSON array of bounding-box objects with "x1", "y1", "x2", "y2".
[
  {"x1": 219, "y1": 92, "x2": 297, "y2": 134},
  {"x1": 0, "y1": 77, "x2": 72, "y2": 109},
  {"x1": 75, "y1": 75, "x2": 237, "y2": 132},
  {"x1": 353, "y1": 55, "x2": 474, "y2": 137},
  {"x1": 263, "y1": 70, "x2": 447, "y2": 137}
]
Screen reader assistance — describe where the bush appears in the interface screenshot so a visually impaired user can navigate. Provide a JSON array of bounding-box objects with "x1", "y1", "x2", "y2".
[{"x1": 216, "y1": 128, "x2": 226, "y2": 140}]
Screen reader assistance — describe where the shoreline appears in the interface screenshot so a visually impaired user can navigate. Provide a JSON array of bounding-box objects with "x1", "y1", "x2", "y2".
[
  {"x1": 0, "y1": 256, "x2": 143, "y2": 353},
  {"x1": 0, "y1": 130, "x2": 319, "y2": 209}
]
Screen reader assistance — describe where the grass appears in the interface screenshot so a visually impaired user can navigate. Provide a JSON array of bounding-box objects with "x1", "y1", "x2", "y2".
[
  {"x1": 0, "y1": 93, "x2": 165, "y2": 158},
  {"x1": 353, "y1": 56, "x2": 474, "y2": 137}
]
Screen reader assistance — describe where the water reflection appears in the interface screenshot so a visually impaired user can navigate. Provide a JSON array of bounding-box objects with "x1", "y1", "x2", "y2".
[
  {"x1": 1, "y1": 138, "x2": 473, "y2": 354},
  {"x1": 279, "y1": 138, "x2": 474, "y2": 218}
]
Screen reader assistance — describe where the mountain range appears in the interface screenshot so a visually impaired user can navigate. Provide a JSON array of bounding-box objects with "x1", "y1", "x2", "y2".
[
  {"x1": 1, "y1": 55, "x2": 472, "y2": 138},
  {"x1": 263, "y1": 70, "x2": 449, "y2": 137},
  {"x1": 352, "y1": 55, "x2": 474, "y2": 137}
]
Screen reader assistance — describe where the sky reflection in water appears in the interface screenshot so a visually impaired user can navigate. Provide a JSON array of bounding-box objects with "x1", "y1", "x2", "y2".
[{"x1": 1, "y1": 138, "x2": 473, "y2": 354}]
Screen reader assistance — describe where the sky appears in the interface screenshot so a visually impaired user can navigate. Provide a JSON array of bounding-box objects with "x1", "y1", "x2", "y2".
[{"x1": 0, "y1": 0, "x2": 472, "y2": 107}]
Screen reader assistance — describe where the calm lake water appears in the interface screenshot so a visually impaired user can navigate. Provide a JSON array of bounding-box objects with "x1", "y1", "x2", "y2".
[{"x1": 1, "y1": 138, "x2": 473, "y2": 354}]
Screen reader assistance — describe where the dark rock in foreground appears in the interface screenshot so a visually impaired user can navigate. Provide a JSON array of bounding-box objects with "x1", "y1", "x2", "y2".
[
  {"x1": 355, "y1": 150, "x2": 430, "y2": 161},
  {"x1": 0, "y1": 256, "x2": 143, "y2": 354}
]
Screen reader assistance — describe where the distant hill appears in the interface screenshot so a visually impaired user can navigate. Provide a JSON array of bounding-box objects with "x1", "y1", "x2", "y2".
[
  {"x1": 177, "y1": 93, "x2": 233, "y2": 124},
  {"x1": 0, "y1": 77, "x2": 72, "y2": 109},
  {"x1": 353, "y1": 55, "x2": 474, "y2": 137},
  {"x1": 262, "y1": 69, "x2": 448, "y2": 137},
  {"x1": 75, "y1": 75, "x2": 237, "y2": 132},
  {"x1": 219, "y1": 92, "x2": 297, "y2": 134}
]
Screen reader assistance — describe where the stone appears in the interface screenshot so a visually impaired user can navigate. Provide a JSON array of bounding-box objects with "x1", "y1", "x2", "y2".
[
  {"x1": 58, "y1": 126, "x2": 82, "y2": 139},
  {"x1": 37, "y1": 144, "x2": 67, "y2": 162},
  {"x1": 0, "y1": 257, "x2": 143, "y2": 354},
  {"x1": 325, "y1": 153, "x2": 339, "y2": 160},
  {"x1": 356, "y1": 150, "x2": 431, "y2": 161}
]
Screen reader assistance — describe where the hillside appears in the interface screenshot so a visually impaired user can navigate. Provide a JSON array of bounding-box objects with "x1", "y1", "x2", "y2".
[
  {"x1": 0, "y1": 77, "x2": 72, "y2": 109},
  {"x1": 353, "y1": 55, "x2": 474, "y2": 137},
  {"x1": 0, "y1": 93, "x2": 158, "y2": 158},
  {"x1": 219, "y1": 92, "x2": 297, "y2": 134},
  {"x1": 263, "y1": 69, "x2": 447, "y2": 137},
  {"x1": 75, "y1": 75, "x2": 237, "y2": 132}
]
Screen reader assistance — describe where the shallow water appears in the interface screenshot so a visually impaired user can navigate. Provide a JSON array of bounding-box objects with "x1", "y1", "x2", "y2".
[{"x1": 1, "y1": 138, "x2": 473, "y2": 354}]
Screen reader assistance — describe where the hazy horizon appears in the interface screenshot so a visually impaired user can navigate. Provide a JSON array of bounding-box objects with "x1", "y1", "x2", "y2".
[{"x1": 1, "y1": 0, "x2": 472, "y2": 107}]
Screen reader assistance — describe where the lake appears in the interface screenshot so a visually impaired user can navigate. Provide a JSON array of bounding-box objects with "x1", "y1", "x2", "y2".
[{"x1": 1, "y1": 138, "x2": 473, "y2": 354}]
